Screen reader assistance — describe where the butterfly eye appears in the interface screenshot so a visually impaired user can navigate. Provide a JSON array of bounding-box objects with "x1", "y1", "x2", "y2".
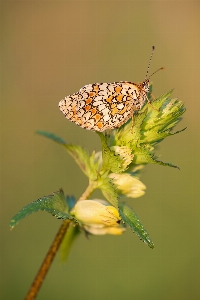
[{"x1": 142, "y1": 81, "x2": 149, "y2": 91}]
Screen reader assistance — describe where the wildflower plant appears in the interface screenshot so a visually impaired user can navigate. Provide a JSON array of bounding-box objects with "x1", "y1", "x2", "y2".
[{"x1": 10, "y1": 86, "x2": 186, "y2": 299}]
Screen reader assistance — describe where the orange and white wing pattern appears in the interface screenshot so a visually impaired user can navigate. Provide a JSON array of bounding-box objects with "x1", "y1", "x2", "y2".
[{"x1": 58, "y1": 80, "x2": 149, "y2": 132}]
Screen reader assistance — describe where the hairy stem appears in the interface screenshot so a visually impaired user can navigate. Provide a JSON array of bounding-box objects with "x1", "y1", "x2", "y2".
[
  {"x1": 24, "y1": 220, "x2": 70, "y2": 300},
  {"x1": 77, "y1": 180, "x2": 98, "y2": 202},
  {"x1": 24, "y1": 182, "x2": 96, "y2": 299}
]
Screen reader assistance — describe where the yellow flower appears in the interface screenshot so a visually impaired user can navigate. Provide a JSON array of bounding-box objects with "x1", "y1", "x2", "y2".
[
  {"x1": 109, "y1": 173, "x2": 146, "y2": 198},
  {"x1": 71, "y1": 199, "x2": 125, "y2": 235}
]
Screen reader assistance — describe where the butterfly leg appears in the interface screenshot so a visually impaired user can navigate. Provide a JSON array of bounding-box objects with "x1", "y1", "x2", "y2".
[
  {"x1": 131, "y1": 115, "x2": 135, "y2": 133},
  {"x1": 145, "y1": 93, "x2": 159, "y2": 112}
]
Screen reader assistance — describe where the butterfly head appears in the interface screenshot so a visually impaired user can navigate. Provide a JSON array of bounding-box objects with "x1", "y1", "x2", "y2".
[{"x1": 141, "y1": 79, "x2": 150, "y2": 93}]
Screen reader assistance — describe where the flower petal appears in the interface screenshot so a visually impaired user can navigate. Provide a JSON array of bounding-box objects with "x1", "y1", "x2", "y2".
[
  {"x1": 72, "y1": 199, "x2": 121, "y2": 226},
  {"x1": 109, "y1": 173, "x2": 146, "y2": 198},
  {"x1": 84, "y1": 225, "x2": 125, "y2": 235}
]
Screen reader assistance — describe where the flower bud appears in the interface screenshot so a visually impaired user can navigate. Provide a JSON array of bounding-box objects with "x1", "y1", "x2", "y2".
[
  {"x1": 71, "y1": 199, "x2": 125, "y2": 235},
  {"x1": 109, "y1": 173, "x2": 146, "y2": 198}
]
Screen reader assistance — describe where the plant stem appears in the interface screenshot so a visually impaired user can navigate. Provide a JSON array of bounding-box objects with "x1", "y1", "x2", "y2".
[
  {"x1": 24, "y1": 182, "x2": 96, "y2": 299},
  {"x1": 24, "y1": 220, "x2": 70, "y2": 300},
  {"x1": 77, "y1": 180, "x2": 98, "y2": 202}
]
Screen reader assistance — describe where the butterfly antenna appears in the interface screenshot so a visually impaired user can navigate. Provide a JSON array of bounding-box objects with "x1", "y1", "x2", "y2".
[
  {"x1": 145, "y1": 46, "x2": 155, "y2": 80},
  {"x1": 149, "y1": 67, "x2": 165, "y2": 79}
]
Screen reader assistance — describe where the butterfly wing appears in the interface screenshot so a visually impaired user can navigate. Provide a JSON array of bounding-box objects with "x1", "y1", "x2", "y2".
[{"x1": 59, "y1": 82, "x2": 139, "y2": 132}]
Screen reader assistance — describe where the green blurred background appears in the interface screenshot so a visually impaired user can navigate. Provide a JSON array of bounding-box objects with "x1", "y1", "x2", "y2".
[{"x1": 1, "y1": 1, "x2": 200, "y2": 299}]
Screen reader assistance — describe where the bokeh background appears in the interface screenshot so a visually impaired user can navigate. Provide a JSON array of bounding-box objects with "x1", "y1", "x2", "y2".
[{"x1": 1, "y1": 1, "x2": 200, "y2": 299}]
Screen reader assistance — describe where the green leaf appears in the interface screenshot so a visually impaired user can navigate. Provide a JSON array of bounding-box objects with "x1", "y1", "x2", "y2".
[
  {"x1": 119, "y1": 202, "x2": 154, "y2": 248},
  {"x1": 60, "y1": 224, "x2": 80, "y2": 262},
  {"x1": 141, "y1": 93, "x2": 185, "y2": 133},
  {"x1": 153, "y1": 157, "x2": 179, "y2": 169},
  {"x1": 98, "y1": 176, "x2": 119, "y2": 208},
  {"x1": 36, "y1": 130, "x2": 66, "y2": 145},
  {"x1": 97, "y1": 132, "x2": 125, "y2": 173},
  {"x1": 132, "y1": 146, "x2": 155, "y2": 165},
  {"x1": 132, "y1": 146, "x2": 179, "y2": 169},
  {"x1": 66, "y1": 145, "x2": 97, "y2": 180},
  {"x1": 10, "y1": 189, "x2": 73, "y2": 229},
  {"x1": 142, "y1": 127, "x2": 186, "y2": 145},
  {"x1": 37, "y1": 131, "x2": 97, "y2": 180},
  {"x1": 114, "y1": 110, "x2": 148, "y2": 148}
]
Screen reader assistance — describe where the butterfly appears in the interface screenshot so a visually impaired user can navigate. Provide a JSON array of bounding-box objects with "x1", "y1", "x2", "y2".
[{"x1": 59, "y1": 46, "x2": 162, "y2": 132}]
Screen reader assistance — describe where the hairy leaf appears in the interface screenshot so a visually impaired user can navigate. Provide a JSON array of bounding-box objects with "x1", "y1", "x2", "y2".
[
  {"x1": 119, "y1": 202, "x2": 154, "y2": 249},
  {"x1": 98, "y1": 176, "x2": 118, "y2": 208},
  {"x1": 10, "y1": 189, "x2": 73, "y2": 229},
  {"x1": 97, "y1": 132, "x2": 125, "y2": 173},
  {"x1": 37, "y1": 131, "x2": 97, "y2": 180}
]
